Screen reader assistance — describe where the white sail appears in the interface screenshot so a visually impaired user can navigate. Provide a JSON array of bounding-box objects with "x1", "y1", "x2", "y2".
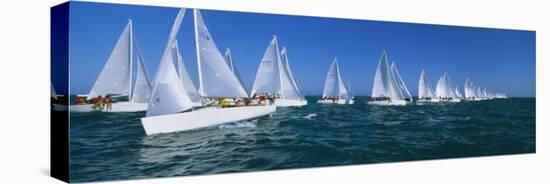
[
  {"x1": 194, "y1": 9, "x2": 248, "y2": 98},
  {"x1": 51, "y1": 83, "x2": 58, "y2": 99},
  {"x1": 345, "y1": 80, "x2": 353, "y2": 98},
  {"x1": 391, "y1": 62, "x2": 412, "y2": 99},
  {"x1": 322, "y1": 58, "x2": 348, "y2": 98},
  {"x1": 88, "y1": 20, "x2": 133, "y2": 99},
  {"x1": 372, "y1": 50, "x2": 390, "y2": 98},
  {"x1": 418, "y1": 70, "x2": 435, "y2": 99},
  {"x1": 147, "y1": 8, "x2": 194, "y2": 117},
  {"x1": 455, "y1": 86, "x2": 463, "y2": 98},
  {"x1": 435, "y1": 72, "x2": 455, "y2": 98},
  {"x1": 251, "y1": 37, "x2": 282, "y2": 96},
  {"x1": 464, "y1": 79, "x2": 472, "y2": 99},
  {"x1": 172, "y1": 40, "x2": 201, "y2": 104},
  {"x1": 280, "y1": 47, "x2": 304, "y2": 99},
  {"x1": 131, "y1": 39, "x2": 152, "y2": 103},
  {"x1": 224, "y1": 48, "x2": 246, "y2": 93},
  {"x1": 387, "y1": 63, "x2": 405, "y2": 100}
]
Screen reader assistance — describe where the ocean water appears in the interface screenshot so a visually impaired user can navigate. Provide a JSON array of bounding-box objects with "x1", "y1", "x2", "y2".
[{"x1": 69, "y1": 97, "x2": 535, "y2": 182}]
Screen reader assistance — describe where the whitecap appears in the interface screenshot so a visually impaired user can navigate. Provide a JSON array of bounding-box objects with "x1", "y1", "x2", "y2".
[
  {"x1": 304, "y1": 113, "x2": 317, "y2": 119},
  {"x1": 217, "y1": 121, "x2": 257, "y2": 129}
]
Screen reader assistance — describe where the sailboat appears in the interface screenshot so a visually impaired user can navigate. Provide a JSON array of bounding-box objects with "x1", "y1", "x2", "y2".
[
  {"x1": 435, "y1": 72, "x2": 460, "y2": 102},
  {"x1": 251, "y1": 36, "x2": 307, "y2": 107},
  {"x1": 390, "y1": 62, "x2": 413, "y2": 102},
  {"x1": 141, "y1": 9, "x2": 276, "y2": 135},
  {"x1": 70, "y1": 19, "x2": 152, "y2": 112},
  {"x1": 317, "y1": 58, "x2": 354, "y2": 104},
  {"x1": 368, "y1": 50, "x2": 407, "y2": 105},
  {"x1": 417, "y1": 70, "x2": 439, "y2": 103}
]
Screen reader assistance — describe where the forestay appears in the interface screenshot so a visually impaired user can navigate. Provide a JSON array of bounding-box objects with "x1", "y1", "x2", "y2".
[
  {"x1": 147, "y1": 8, "x2": 194, "y2": 117},
  {"x1": 194, "y1": 9, "x2": 248, "y2": 98},
  {"x1": 88, "y1": 20, "x2": 132, "y2": 99}
]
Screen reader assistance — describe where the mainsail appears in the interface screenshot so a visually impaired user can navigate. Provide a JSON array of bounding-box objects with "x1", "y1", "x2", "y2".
[
  {"x1": 418, "y1": 70, "x2": 435, "y2": 99},
  {"x1": 147, "y1": 8, "x2": 194, "y2": 117},
  {"x1": 131, "y1": 39, "x2": 152, "y2": 103},
  {"x1": 194, "y1": 9, "x2": 248, "y2": 98},
  {"x1": 435, "y1": 72, "x2": 455, "y2": 98},
  {"x1": 322, "y1": 58, "x2": 349, "y2": 98},
  {"x1": 372, "y1": 50, "x2": 404, "y2": 100},
  {"x1": 88, "y1": 20, "x2": 133, "y2": 99},
  {"x1": 372, "y1": 51, "x2": 390, "y2": 98},
  {"x1": 251, "y1": 37, "x2": 281, "y2": 95},
  {"x1": 251, "y1": 36, "x2": 302, "y2": 100}
]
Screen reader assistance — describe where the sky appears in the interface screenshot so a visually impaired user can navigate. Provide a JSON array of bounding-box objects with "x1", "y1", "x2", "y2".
[{"x1": 64, "y1": 1, "x2": 536, "y2": 97}]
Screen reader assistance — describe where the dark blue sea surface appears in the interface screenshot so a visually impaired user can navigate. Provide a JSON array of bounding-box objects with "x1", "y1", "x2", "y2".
[{"x1": 69, "y1": 97, "x2": 535, "y2": 182}]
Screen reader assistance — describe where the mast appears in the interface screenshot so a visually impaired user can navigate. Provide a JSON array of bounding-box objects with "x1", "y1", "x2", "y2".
[
  {"x1": 128, "y1": 19, "x2": 133, "y2": 101},
  {"x1": 193, "y1": 9, "x2": 204, "y2": 97}
]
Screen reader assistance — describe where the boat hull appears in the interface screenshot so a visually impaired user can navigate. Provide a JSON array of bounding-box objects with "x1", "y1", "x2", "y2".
[
  {"x1": 417, "y1": 99, "x2": 440, "y2": 103},
  {"x1": 367, "y1": 100, "x2": 407, "y2": 106},
  {"x1": 141, "y1": 105, "x2": 277, "y2": 135},
  {"x1": 317, "y1": 99, "x2": 354, "y2": 105},
  {"x1": 69, "y1": 102, "x2": 148, "y2": 112},
  {"x1": 275, "y1": 99, "x2": 308, "y2": 107}
]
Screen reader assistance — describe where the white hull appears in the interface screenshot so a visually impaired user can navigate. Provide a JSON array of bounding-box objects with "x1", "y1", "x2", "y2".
[
  {"x1": 69, "y1": 102, "x2": 148, "y2": 112},
  {"x1": 141, "y1": 105, "x2": 276, "y2": 135},
  {"x1": 368, "y1": 100, "x2": 407, "y2": 106},
  {"x1": 275, "y1": 99, "x2": 308, "y2": 107},
  {"x1": 317, "y1": 99, "x2": 354, "y2": 105},
  {"x1": 439, "y1": 98, "x2": 461, "y2": 103},
  {"x1": 417, "y1": 99, "x2": 440, "y2": 103}
]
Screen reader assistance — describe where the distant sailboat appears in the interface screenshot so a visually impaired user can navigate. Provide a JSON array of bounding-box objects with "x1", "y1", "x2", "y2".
[
  {"x1": 390, "y1": 62, "x2": 412, "y2": 102},
  {"x1": 141, "y1": 9, "x2": 276, "y2": 135},
  {"x1": 435, "y1": 72, "x2": 460, "y2": 102},
  {"x1": 317, "y1": 58, "x2": 354, "y2": 104},
  {"x1": 70, "y1": 19, "x2": 152, "y2": 112},
  {"x1": 368, "y1": 50, "x2": 407, "y2": 105},
  {"x1": 251, "y1": 36, "x2": 307, "y2": 107},
  {"x1": 417, "y1": 70, "x2": 439, "y2": 103}
]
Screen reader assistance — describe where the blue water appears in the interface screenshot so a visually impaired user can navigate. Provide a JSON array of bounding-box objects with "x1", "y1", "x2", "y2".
[{"x1": 69, "y1": 97, "x2": 535, "y2": 182}]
